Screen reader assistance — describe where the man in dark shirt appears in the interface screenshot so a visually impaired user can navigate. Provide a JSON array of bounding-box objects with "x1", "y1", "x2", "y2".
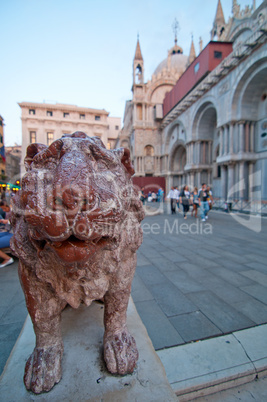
[{"x1": 198, "y1": 183, "x2": 209, "y2": 221}]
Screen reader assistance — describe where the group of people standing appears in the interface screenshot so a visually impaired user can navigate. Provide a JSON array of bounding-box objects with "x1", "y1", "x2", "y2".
[{"x1": 167, "y1": 183, "x2": 213, "y2": 221}]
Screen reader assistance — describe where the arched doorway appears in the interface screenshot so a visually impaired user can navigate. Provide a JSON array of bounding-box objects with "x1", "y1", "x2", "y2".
[{"x1": 170, "y1": 144, "x2": 186, "y2": 188}]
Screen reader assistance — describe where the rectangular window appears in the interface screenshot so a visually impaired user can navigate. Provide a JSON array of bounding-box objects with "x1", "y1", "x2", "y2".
[
  {"x1": 0, "y1": 120, "x2": 2, "y2": 126},
  {"x1": 115, "y1": 125, "x2": 119, "y2": 130},
  {"x1": 63, "y1": 112, "x2": 69, "y2": 118},
  {"x1": 47, "y1": 132, "x2": 54, "y2": 145},
  {"x1": 214, "y1": 51, "x2": 222, "y2": 59},
  {"x1": 194, "y1": 62, "x2": 200, "y2": 74},
  {"x1": 30, "y1": 131, "x2": 36, "y2": 143},
  {"x1": 80, "y1": 114, "x2": 85, "y2": 119},
  {"x1": 29, "y1": 109, "x2": 35, "y2": 115},
  {"x1": 95, "y1": 115, "x2": 100, "y2": 121},
  {"x1": 47, "y1": 110, "x2": 53, "y2": 117}
]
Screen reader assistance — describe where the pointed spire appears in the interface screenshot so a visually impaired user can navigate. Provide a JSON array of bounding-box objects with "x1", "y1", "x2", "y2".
[
  {"x1": 134, "y1": 36, "x2": 143, "y2": 61},
  {"x1": 253, "y1": 0, "x2": 256, "y2": 11},
  {"x1": 215, "y1": 0, "x2": 225, "y2": 25},
  {"x1": 188, "y1": 36, "x2": 196, "y2": 64},
  {"x1": 186, "y1": 36, "x2": 196, "y2": 68}
]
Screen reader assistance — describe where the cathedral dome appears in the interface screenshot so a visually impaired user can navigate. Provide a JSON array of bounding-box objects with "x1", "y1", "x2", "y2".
[{"x1": 153, "y1": 42, "x2": 188, "y2": 77}]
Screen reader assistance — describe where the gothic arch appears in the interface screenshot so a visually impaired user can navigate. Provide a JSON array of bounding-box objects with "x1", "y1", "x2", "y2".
[
  {"x1": 164, "y1": 120, "x2": 186, "y2": 154},
  {"x1": 229, "y1": 26, "x2": 253, "y2": 47},
  {"x1": 192, "y1": 101, "x2": 217, "y2": 141},
  {"x1": 231, "y1": 59, "x2": 267, "y2": 121},
  {"x1": 149, "y1": 83, "x2": 174, "y2": 104},
  {"x1": 169, "y1": 141, "x2": 186, "y2": 173}
]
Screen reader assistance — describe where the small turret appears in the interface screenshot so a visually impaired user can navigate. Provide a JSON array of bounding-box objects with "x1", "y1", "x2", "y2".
[
  {"x1": 211, "y1": 0, "x2": 226, "y2": 40},
  {"x1": 133, "y1": 36, "x2": 144, "y2": 85}
]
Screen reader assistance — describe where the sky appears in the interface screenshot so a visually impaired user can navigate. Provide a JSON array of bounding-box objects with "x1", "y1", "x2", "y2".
[{"x1": 0, "y1": 0, "x2": 261, "y2": 146}]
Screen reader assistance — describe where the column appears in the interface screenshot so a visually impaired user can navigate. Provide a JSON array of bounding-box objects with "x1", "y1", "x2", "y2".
[
  {"x1": 191, "y1": 173, "x2": 195, "y2": 189},
  {"x1": 239, "y1": 162, "x2": 245, "y2": 200},
  {"x1": 203, "y1": 142, "x2": 206, "y2": 164},
  {"x1": 249, "y1": 122, "x2": 255, "y2": 152},
  {"x1": 219, "y1": 128, "x2": 223, "y2": 156},
  {"x1": 239, "y1": 121, "x2": 245, "y2": 153},
  {"x1": 229, "y1": 123, "x2": 234, "y2": 154},
  {"x1": 207, "y1": 170, "x2": 211, "y2": 186},
  {"x1": 208, "y1": 141, "x2": 212, "y2": 164},
  {"x1": 187, "y1": 144, "x2": 191, "y2": 164},
  {"x1": 142, "y1": 156, "x2": 145, "y2": 173},
  {"x1": 221, "y1": 165, "x2": 227, "y2": 200},
  {"x1": 224, "y1": 125, "x2": 228, "y2": 155},
  {"x1": 227, "y1": 164, "x2": 235, "y2": 201},
  {"x1": 248, "y1": 162, "x2": 254, "y2": 204},
  {"x1": 245, "y1": 123, "x2": 250, "y2": 152},
  {"x1": 197, "y1": 171, "x2": 201, "y2": 189}
]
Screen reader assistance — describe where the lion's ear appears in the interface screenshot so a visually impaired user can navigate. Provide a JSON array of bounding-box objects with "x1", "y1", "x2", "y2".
[
  {"x1": 119, "y1": 148, "x2": 135, "y2": 176},
  {"x1": 24, "y1": 143, "x2": 47, "y2": 171}
]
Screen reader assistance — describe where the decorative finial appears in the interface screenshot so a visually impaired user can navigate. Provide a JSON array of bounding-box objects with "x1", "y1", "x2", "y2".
[
  {"x1": 172, "y1": 18, "x2": 179, "y2": 45},
  {"x1": 137, "y1": 32, "x2": 139, "y2": 41},
  {"x1": 199, "y1": 36, "x2": 203, "y2": 52}
]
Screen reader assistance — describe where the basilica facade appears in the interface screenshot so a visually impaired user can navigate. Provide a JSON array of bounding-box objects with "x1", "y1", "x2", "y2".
[{"x1": 118, "y1": 0, "x2": 267, "y2": 208}]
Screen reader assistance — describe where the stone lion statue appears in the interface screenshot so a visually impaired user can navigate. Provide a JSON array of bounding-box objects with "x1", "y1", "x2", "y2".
[{"x1": 11, "y1": 132, "x2": 145, "y2": 394}]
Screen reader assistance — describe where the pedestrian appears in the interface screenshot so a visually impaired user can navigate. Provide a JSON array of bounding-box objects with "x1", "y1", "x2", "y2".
[
  {"x1": 157, "y1": 187, "x2": 164, "y2": 202},
  {"x1": 198, "y1": 183, "x2": 209, "y2": 222},
  {"x1": 139, "y1": 187, "x2": 146, "y2": 204},
  {"x1": 191, "y1": 187, "x2": 199, "y2": 218},
  {"x1": 0, "y1": 217, "x2": 14, "y2": 268},
  {"x1": 206, "y1": 186, "x2": 213, "y2": 219},
  {"x1": 179, "y1": 185, "x2": 190, "y2": 219},
  {"x1": 174, "y1": 186, "x2": 180, "y2": 211},
  {"x1": 167, "y1": 186, "x2": 176, "y2": 214}
]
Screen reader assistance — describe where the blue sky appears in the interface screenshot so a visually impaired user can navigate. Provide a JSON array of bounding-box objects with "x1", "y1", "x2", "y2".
[{"x1": 1, "y1": 0, "x2": 260, "y2": 146}]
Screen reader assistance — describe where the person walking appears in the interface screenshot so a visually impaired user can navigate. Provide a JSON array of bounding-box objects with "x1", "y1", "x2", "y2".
[
  {"x1": 174, "y1": 186, "x2": 180, "y2": 211},
  {"x1": 179, "y1": 185, "x2": 190, "y2": 219},
  {"x1": 191, "y1": 187, "x2": 199, "y2": 218},
  {"x1": 198, "y1": 183, "x2": 209, "y2": 222},
  {"x1": 167, "y1": 186, "x2": 176, "y2": 214},
  {"x1": 206, "y1": 186, "x2": 213, "y2": 219}
]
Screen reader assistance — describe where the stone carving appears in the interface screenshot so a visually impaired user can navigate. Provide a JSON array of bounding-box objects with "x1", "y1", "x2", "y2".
[{"x1": 10, "y1": 132, "x2": 145, "y2": 394}]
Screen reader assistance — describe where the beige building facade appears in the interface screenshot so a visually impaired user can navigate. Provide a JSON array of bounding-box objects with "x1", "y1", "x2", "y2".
[
  {"x1": 118, "y1": 0, "x2": 267, "y2": 207},
  {"x1": 19, "y1": 102, "x2": 121, "y2": 175},
  {"x1": 5, "y1": 144, "x2": 21, "y2": 183}
]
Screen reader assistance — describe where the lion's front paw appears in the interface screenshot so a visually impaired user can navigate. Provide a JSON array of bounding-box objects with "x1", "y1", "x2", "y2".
[
  {"x1": 24, "y1": 344, "x2": 63, "y2": 394},
  {"x1": 104, "y1": 330, "x2": 138, "y2": 375}
]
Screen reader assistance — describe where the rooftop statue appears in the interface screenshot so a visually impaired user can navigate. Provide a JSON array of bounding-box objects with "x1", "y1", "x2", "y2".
[{"x1": 11, "y1": 132, "x2": 145, "y2": 394}]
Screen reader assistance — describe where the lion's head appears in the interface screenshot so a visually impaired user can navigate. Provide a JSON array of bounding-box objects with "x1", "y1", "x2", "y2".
[{"x1": 12, "y1": 132, "x2": 144, "y2": 265}]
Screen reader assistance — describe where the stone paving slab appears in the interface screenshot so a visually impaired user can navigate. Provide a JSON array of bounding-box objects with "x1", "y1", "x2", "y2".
[{"x1": 157, "y1": 324, "x2": 267, "y2": 400}]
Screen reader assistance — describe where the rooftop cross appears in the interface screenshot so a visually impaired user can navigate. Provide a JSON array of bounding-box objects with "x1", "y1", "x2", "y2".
[{"x1": 172, "y1": 18, "x2": 179, "y2": 45}]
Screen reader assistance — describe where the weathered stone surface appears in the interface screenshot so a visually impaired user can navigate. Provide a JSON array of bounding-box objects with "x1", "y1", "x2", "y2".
[{"x1": 10, "y1": 132, "x2": 144, "y2": 394}]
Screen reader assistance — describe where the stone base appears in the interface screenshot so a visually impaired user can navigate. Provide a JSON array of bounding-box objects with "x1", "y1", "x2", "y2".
[{"x1": 0, "y1": 297, "x2": 176, "y2": 401}]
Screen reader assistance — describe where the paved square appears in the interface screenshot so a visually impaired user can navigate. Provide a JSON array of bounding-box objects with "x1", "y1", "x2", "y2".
[{"x1": 132, "y1": 209, "x2": 267, "y2": 350}]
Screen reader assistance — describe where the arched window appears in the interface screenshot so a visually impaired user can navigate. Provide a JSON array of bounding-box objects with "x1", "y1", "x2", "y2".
[
  {"x1": 137, "y1": 104, "x2": 143, "y2": 120},
  {"x1": 135, "y1": 64, "x2": 142, "y2": 84},
  {"x1": 144, "y1": 145, "x2": 154, "y2": 157}
]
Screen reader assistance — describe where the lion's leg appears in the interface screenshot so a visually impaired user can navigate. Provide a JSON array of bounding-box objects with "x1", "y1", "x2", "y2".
[
  {"x1": 19, "y1": 261, "x2": 67, "y2": 394},
  {"x1": 103, "y1": 257, "x2": 138, "y2": 375}
]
